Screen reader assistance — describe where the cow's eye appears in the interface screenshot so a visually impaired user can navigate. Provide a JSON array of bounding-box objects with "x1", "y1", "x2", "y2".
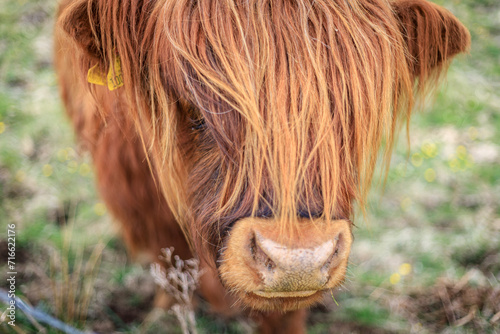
[
  {"x1": 190, "y1": 117, "x2": 206, "y2": 131},
  {"x1": 181, "y1": 100, "x2": 205, "y2": 132},
  {"x1": 298, "y1": 210, "x2": 323, "y2": 219},
  {"x1": 186, "y1": 106, "x2": 206, "y2": 131}
]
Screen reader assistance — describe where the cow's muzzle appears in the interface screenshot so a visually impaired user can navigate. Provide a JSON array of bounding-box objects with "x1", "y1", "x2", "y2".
[{"x1": 219, "y1": 217, "x2": 352, "y2": 311}]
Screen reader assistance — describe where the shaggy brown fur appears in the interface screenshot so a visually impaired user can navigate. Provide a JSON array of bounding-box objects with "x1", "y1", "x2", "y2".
[{"x1": 54, "y1": 0, "x2": 469, "y2": 331}]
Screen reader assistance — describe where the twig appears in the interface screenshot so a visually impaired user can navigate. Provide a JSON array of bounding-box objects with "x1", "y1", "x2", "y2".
[
  {"x1": 438, "y1": 285, "x2": 456, "y2": 325},
  {"x1": 0, "y1": 289, "x2": 95, "y2": 334},
  {"x1": 454, "y1": 305, "x2": 477, "y2": 327},
  {"x1": 491, "y1": 310, "x2": 500, "y2": 324}
]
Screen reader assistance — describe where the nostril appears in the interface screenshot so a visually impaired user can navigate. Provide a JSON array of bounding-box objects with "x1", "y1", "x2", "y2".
[
  {"x1": 321, "y1": 233, "x2": 343, "y2": 272},
  {"x1": 250, "y1": 235, "x2": 276, "y2": 272},
  {"x1": 333, "y1": 233, "x2": 342, "y2": 256},
  {"x1": 265, "y1": 259, "x2": 276, "y2": 271}
]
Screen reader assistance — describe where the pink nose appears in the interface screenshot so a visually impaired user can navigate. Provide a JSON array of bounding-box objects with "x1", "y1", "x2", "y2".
[
  {"x1": 220, "y1": 218, "x2": 352, "y2": 306},
  {"x1": 250, "y1": 229, "x2": 345, "y2": 296}
]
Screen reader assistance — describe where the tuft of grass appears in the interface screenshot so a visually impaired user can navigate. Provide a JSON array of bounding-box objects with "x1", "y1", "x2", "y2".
[{"x1": 48, "y1": 217, "x2": 106, "y2": 329}]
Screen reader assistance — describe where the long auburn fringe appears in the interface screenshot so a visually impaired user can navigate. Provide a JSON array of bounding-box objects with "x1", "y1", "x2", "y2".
[{"x1": 59, "y1": 0, "x2": 470, "y2": 255}]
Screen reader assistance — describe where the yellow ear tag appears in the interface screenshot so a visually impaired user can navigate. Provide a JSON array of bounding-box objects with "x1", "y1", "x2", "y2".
[{"x1": 87, "y1": 54, "x2": 124, "y2": 91}]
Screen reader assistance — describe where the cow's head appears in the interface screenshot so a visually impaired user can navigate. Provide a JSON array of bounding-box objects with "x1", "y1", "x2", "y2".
[{"x1": 59, "y1": 0, "x2": 469, "y2": 311}]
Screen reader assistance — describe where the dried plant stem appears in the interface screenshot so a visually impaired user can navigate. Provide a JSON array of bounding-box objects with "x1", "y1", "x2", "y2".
[{"x1": 150, "y1": 247, "x2": 202, "y2": 334}]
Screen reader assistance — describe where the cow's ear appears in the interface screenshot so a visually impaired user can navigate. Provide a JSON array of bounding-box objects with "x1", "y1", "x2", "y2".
[
  {"x1": 57, "y1": 0, "x2": 103, "y2": 61},
  {"x1": 393, "y1": 0, "x2": 470, "y2": 80}
]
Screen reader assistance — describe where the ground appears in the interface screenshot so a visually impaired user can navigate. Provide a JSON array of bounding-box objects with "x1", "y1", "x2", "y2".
[{"x1": 0, "y1": 0, "x2": 499, "y2": 333}]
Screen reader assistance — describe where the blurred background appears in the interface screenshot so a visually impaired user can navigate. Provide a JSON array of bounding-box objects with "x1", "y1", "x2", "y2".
[{"x1": 0, "y1": 0, "x2": 499, "y2": 333}]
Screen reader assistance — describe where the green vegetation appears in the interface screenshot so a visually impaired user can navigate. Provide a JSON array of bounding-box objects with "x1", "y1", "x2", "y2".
[{"x1": 1, "y1": 0, "x2": 499, "y2": 333}]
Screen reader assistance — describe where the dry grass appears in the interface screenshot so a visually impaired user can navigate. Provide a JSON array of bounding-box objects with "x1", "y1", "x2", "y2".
[
  {"x1": 150, "y1": 248, "x2": 203, "y2": 334},
  {"x1": 49, "y1": 231, "x2": 105, "y2": 327}
]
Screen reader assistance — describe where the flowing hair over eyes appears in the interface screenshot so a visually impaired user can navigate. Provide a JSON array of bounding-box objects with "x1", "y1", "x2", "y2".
[{"x1": 57, "y1": 0, "x2": 470, "y2": 253}]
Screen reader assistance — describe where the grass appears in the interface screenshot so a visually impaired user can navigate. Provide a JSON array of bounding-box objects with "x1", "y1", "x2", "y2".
[{"x1": 0, "y1": 0, "x2": 499, "y2": 333}]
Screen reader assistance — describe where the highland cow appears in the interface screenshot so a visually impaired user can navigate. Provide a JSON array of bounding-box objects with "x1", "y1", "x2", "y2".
[{"x1": 54, "y1": 0, "x2": 470, "y2": 332}]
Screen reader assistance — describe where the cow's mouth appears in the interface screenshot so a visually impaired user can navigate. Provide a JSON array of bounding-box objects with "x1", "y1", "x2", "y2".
[
  {"x1": 252, "y1": 290, "x2": 318, "y2": 298},
  {"x1": 240, "y1": 289, "x2": 327, "y2": 311}
]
